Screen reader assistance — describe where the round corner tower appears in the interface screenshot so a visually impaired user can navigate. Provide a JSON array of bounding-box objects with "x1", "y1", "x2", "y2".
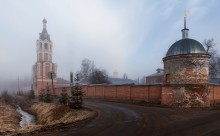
[{"x1": 162, "y1": 15, "x2": 211, "y2": 107}]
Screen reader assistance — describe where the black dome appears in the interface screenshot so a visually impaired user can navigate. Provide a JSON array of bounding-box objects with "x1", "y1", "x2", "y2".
[{"x1": 166, "y1": 38, "x2": 206, "y2": 56}]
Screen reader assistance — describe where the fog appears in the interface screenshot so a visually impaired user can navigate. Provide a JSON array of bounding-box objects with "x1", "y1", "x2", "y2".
[
  {"x1": 0, "y1": 0, "x2": 220, "y2": 91},
  {"x1": 0, "y1": 76, "x2": 32, "y2": 93}
]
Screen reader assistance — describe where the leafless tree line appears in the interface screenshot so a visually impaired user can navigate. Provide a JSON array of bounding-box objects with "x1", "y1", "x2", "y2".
[
  {"x1": 203, "y1": 38, "x2": 220, "y2": 79},
  {"x1": 76, "y1": 58, "x2": 110, "y2": 84}
]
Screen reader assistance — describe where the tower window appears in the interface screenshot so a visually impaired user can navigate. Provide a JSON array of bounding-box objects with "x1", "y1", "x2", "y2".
[
  {"x1": 166, "y1": 74, "x2": 170, "y2": 83},
  {"x1": 44, "y1": 43, "x2": 48, "y2": 50},
  {"x1": 40, "y1": 43, "x2": 42, "y2": 49},
  {"x1": 39, "y1": 53, "x2": 43, "y2": 61}
]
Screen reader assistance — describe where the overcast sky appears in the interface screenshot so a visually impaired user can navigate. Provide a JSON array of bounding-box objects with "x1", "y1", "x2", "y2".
[{"x1": 0, "y1": 0, "x2": 220, "y2": 88}]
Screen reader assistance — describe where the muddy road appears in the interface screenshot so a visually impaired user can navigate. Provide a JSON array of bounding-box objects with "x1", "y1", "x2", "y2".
[{"x1": 45, "y1": 100, "x2": 220, "y2": 136}]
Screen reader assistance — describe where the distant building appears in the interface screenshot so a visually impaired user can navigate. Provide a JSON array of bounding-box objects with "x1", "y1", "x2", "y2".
[
  {"x1": 109, "y1": 78, "x2": 136, "y2": 85},
  {"x1": 112, "y1": 70, "x2": 119, "y2": 78},
  {"x1": 33, "y1": 19, "x2": 57, "y2": 94},
  {"x1": 56, "y1": 78, "x2": 70, "y2": 87},
  {"x1": 146, "y1": 69, "x2": 164, "y2": 84},
  {"x1": 80, "y1": 77, "x2": 136, "y2": 85}
]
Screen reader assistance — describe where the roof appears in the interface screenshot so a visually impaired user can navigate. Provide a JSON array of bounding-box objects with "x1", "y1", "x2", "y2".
[
  {"x1": 39, "y1": 19, "x2": 50, "y2": 41},
  {"x1": 80, "y1": 76, "x2": 92, "y2": 84},
  {"x1": 57, "y1": 78, "x2": 70, "y2": 85},
  {"x1": 80, "y1": 77, "x2": 136, "y2": 85},
  {"x1": 166, "y1": 38, "x2": 206, "y2": 57},
  {"x1": 40, "y1": 28, "x2": 50, "y2": 41},
  {"x1": 147, "y1": 72, "x2": 163, "y2": 77},
  {"x1": 108, "y1": 78, "x2": 136, "y2": 85},
  {"x1": 146, "y1": 68, "x2": 164, "y2": 77}
]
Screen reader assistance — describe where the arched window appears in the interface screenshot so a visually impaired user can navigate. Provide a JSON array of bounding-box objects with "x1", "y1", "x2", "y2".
[{"x1": 44, "y1": 43, "x2": 48, "y2": 50}]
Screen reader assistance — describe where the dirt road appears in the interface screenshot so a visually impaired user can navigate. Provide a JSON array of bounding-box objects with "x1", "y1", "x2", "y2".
[{"x1": 46, "y1": 100, "x2": 220, "y2": 136}]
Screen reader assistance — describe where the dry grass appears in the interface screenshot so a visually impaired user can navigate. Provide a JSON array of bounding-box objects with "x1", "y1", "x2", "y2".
[
  {"x1": 18, "y1": 102, "x2": 96, "y2": 134},
  {"x1": 0, "y1": 102, "x2": 96, "y2": 135},
  {"x1": 0, "y1": 102, "x2": 20, "y2": 133},
  {"x1": 30, "y1": 102, "x2": 95, "y2": 125}
]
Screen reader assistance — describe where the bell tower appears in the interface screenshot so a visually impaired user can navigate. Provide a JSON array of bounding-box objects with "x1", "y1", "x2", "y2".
[{"x1": 33, "y1": 18, "x2": 57, "y2": 95}]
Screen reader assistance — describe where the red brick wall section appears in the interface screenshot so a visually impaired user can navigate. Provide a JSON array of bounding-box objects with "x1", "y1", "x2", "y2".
[
  {"x1": 45, "y1": 84, "x2": 220, "y2": 106},
  {"x1": 53, "y1": 85, "x2": 162, "y2": 103},
  {"x1": 87, "y1": 86, "x2": 96, "y2": 98},
  {"x1": 161, "y1": 86, "x2": 173, "y2": 105},
  {"x1": 130, "y1": 86, "x2": 147, "y2": 101},
  {"x1": 90, "y1": 85, "x2": 162, "y2": 102},
  {"x1": 50, "y1": 84, "x2": 220, "y2": 107},
  {"x1": 149, "y1": 86, "x2": 162, "y2": 102},
  {"x1": 209, "y1": 85, "x2": 220, "y2": 104},
  {"x1": 116, "y1": 86, "x2": 131, "y2": 100},
  {"x1": 95, "y1": 86, "x2": 105, "y2": 99},
  {"x1": 104, "y1": 86, "x2": 117, "y2": 99}
]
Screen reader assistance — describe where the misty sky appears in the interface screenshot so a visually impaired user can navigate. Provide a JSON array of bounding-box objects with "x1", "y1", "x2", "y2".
[{"x1": 0, "y1": 0, "x2": 220, "y2": 90}]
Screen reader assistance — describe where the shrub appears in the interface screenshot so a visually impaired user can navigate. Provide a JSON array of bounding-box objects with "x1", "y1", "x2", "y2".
[
  {"x1": 69, "y1": 74, "x2": 83, "y2": 109},
  {"x1": 0, "y1": 90, "x2": 13, "y2": 104},
  {"x1": 59, "y1": 88, "x2": 68, "y2": 105}
]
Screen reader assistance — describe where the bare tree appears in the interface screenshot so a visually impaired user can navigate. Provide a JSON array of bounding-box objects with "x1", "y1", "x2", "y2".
[
  {"x1": 90, "y1": 69, "x2": 110, "y2": 84},
  {"x1": 123, "y1": 73, "x2": 128, "y2": 79},
  {"x1": 79, "y1": 58, "x2": 95, "y2": 78},
  {"x1": 204, "y1": 38, "x2": 216, "y2": 53},
  {"x1": 203, "y1": 38, "x2": 219, "y2": 79}
]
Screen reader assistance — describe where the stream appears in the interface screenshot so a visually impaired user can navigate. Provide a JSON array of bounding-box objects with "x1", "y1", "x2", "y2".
[{"x1": 16, "y1": 106, "x2": 35, "y2": 128}]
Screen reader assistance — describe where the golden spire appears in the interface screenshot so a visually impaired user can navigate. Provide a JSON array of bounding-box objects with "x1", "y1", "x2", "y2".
[
  {"x1": 184, "y1": 10, "x2": 189, "y2": 17},
  {"x1": 182, "y1": 10, "x2": 189, "y2": 39}
]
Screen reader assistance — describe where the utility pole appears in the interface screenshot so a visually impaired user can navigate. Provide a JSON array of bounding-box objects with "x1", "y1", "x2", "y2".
[
  {"x1": 18, "y1": 76, "x2": 20, "y2": 92},
  {"x1": 70, "y1": 72, "x2": 73, "y2": 87}
]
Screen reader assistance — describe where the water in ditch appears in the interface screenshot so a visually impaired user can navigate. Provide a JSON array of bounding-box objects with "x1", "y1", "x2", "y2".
[{"x1": 16, "y1": 106, "x2": 35, "y2": 128}]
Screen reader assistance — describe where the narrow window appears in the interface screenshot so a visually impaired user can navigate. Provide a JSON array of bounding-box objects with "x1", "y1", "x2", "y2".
[
  {"x1": 44, "y1": 43, "x2": 48, "y2": 50},
  {"x1": 40, "y1": 43, "x2": 42, "y2": 49},
  {"x1": 166, "y1": 74, "x2": 170, "y2": 83}
]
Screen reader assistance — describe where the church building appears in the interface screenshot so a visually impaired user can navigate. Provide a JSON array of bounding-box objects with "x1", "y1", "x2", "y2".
[{"x1": 33, "y1": 19, "x2": 57, "y2": 95}]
